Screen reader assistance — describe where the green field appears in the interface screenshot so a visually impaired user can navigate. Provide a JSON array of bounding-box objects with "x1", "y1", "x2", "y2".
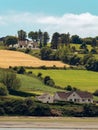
[
  {"x1": 70, "y1": 43, "x2": 92, "y2": 51},
  {"x1": 28, "y1": 69, "x2": 98, "y2": 92},
  {"x1": 17, "y1": 74, "x2": 61, "y2": 94}
]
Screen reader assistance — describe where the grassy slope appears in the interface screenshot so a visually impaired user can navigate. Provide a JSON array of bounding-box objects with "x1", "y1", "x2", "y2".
[
  {"x1": 70, "y1": 43, "x2": 92, "y2": 51},
  {"x1": 17, "y1": 74, "x2": 61, "y2": 94},
  {"x1": 30, "y1": 69, "x2": 98, "y2": 92}
]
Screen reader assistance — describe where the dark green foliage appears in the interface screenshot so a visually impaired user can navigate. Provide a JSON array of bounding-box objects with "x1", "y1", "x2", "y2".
[
  {"x1": 34, "y1": 104, "x2": 51, "y2": 116},
  {"x1": 4, "y1": 36, "x2": 18, "y2": 46},
  {"x1": 64, "y1": 85, "x2": 73, "y2": 91},
  {"x1": 83, "y1": 104, "x2": 98, "y2": 117},
  {"x1": 28, "y1": 31, "x2": 38, "y2": 42},
  {"x1": 18, "y1": 30, "x2": 27, "y2": 41},
  {"x1": 51, "y1": 32, "x2": 60, "y2": 49},
  {"x1": 93, "y1": 90, "x2": 98, "y2": 96},
  {"x1": 25, "y1": 48, "x2": 31, "y2": 54},
  {"x1": 43, "y1": 32, "x2": 50, "y2": 46},
  {"x1": 71, "y1": 35, "x2": 82, "y2": 44},
  {"x1": 9, "y1": 89, "x2": 37, "y2": 97},
  {"x1": 90, "y1": 48, "x2": 97, "y2": 54},
  {"x1": 44, "y1": 76, "x2": 55, "y2": 87},
  {"x1": 17, "y1": 66, "x2": 26, "y2": 74},
  {"x1": 37, "y1": 72, "x2": 42, "y2": 78},
  {"x1": 0, "y1": 70, "x2": 21, "y2": 91},
  {"x1": 0, "y1": 83, "x2": 8, "y2": 96},
  {"x1": 40, "y1": 47, "x2": 52, "y2": 60}
]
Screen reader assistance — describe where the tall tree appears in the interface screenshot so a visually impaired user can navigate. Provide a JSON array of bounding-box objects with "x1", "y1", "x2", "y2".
[
  {"x1": 18, "y1": 30, "x2": 27, "y2": 41},
  {"x1": 60, "y1": 33, "x2": 70, "y2": 46},
  {"x1": 43, "y1": 32, "x2": 50, "y2": 46},
  {"x1": 4, "y1": 36, "x2": 18, "y2": 46},
  {"x1": 51, "y1": 32, "x2": 60, "y2": 49},
  {"x1": 28, "y1": 31, "x2": 38, "y2": 42},
  {"x1": 38, "y1": 29, "x2": 43, "y2": 48},
  {"x1": 91, "y1": 38, "x2": 97, "y2": 47}
]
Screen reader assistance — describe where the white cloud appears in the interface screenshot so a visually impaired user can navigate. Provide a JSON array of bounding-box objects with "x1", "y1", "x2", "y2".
[{"x1": 0, "y1": 12, "x2": 98, "y2": 37}]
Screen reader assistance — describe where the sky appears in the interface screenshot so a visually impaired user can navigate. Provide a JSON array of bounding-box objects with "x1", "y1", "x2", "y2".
[{"x1": 0, "y1": 0, "x2": 98, "y2": 37}]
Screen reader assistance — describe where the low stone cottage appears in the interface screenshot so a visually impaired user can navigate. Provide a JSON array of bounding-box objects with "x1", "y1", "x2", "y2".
[{"x1": 36, "y1": 93, "x2": 54, "y2": 103}]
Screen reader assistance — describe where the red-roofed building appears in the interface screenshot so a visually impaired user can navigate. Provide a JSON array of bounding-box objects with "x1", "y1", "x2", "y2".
[{"x1": 54, "y1": 91, "x2": 93, "y2": 103}]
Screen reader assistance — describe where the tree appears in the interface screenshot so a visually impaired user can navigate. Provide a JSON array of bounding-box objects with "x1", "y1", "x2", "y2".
[
  {"x1": 0, "y1": 70, "x2": 21, "y2": 91},
  {"x1": 40, "y1": 47, "x2": 52, "y2": 60},
  {"x1": 60, "y1": 33, "x2": 70, "y2": 46},
  {"x1": 91, "y1": 38, "x2": 97, "y2": 47},
  {"x1": 64, "y1": 85, "x2": 73, "y2": 91},
  {"x1": 0, "y1": 83, "x2": 8, "y2": 96},
  {"x1": 51, "y1": 32, "x2": 60, "y2": 49},
  {"x1": 43, "y1": 32, "x2": 50, "y2": 46},
  {"x1": 71, "y1": 35, "x2": 82, "y2": 44},
  {"x1": 18, "y1": 30, "x2": 27, "y2": 41},
  {"x1": 38, "y1": 29, "x2": 43, "y2": 48},
  {"x1": 4, "y1": 36, "x2": 18, "y2": 46},
  {"x1": 28, "y1": 31, "x2": 38, "y2": 42},
  {"x1": 17, "y1": 67, "x2": 25, "y2": 74}
]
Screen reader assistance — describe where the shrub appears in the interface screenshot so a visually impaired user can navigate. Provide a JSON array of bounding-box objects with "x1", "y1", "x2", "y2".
[
  {"x1": 93, "y1": 90, "x2": 98, "y2": 96},
  {"x1": 17, "y1": 66, "x2": 25, "y2": 74},
  {"x1": 0, "y1": 83, "x2": 8, "y2": 96},
  {"x1": 64, "y1": 85, "x2": 73, "y2": 91},
  {"x1": 0, "y1": 70, "x2": 21, "y2": 91}
]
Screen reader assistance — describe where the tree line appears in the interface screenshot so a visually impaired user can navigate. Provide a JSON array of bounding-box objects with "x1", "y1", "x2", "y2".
[{"x1": 0, "y1": 30, "x2": 98, "y2": 48}]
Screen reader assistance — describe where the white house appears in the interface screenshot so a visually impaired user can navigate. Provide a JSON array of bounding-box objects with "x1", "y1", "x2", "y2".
[
  {"x1": 11, "y1": 40, "x2": 39, "y2": 49},
  {"x1": 36, "y1": 93, "x2": 54, "y2": 103},
  {"x1": 54, "y1": 91, "x2": 93, "y2": 104}
]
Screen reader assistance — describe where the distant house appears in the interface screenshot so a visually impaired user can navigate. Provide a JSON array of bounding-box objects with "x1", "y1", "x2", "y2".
[
  {"x1": 54, "y1": 91, "x2": 93, "y2": 103},
  {"x1": 12, "y1": 40, "x2": 39, "y2": 49},
  {"x1": 36, "y1": 93, "x2": 54, "y2": 103}
]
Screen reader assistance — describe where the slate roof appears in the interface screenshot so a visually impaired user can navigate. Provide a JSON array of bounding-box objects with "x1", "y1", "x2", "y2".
[
  {"x1": 37, "y1": 93, "x2": 50, "y2": 99},
  {"x1": 56, "y1": 91, "x2": 93, "y2": 99}
]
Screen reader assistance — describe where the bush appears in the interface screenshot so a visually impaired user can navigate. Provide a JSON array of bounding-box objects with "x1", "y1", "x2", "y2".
[
  {"x1": 25, "y1": 48, "x2": 31, "y2": 54},
  {"x1": 64, "y1": 85, "x2": 73, "y2": 91},
  {"x1": 0, "y1": 83, "x2": 8, "y2": 96},
  {"x1": 17, "y1": 66, "x2": 25, "y2": 74},
  {"x1": 93, "y1": 90, "x2": 98, "y2": 96},
  {"x1": 0, "y1": 70, "x2": 21, "y2": 91}
]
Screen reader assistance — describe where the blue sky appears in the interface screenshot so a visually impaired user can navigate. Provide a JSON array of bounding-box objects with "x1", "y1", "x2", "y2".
[{"x1": 0, "y1": 0, "x2": 98, "y2": 37}]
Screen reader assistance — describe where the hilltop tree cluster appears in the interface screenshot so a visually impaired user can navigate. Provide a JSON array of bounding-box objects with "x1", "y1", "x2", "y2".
[{"x1": 1, "y1": 29, "x2": 98, "y2": 49}]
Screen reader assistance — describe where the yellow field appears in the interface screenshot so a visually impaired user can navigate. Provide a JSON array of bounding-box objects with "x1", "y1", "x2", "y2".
[{"x1": 0, "y1": 50, "x2": 68, "y2": 68}]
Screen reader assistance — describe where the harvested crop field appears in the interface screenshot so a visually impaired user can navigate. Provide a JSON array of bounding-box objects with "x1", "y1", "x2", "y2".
[{"x1": 0, "y1": 50, "x2": 68, "y2": 68}]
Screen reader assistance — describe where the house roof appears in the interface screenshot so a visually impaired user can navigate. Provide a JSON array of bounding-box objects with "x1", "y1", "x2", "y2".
[
  {"x1": 37, "y1": 93, "x2": 50, "y2": 99},
  {"x1": 75, "y1": 91, "x2": 93, "y2": 98},
  {"x1": 56, "y1": 91, "x2": 73, "y2": 99},
  {"x1": 56, "y1": 91, "x2": 93, "y2": 99}
]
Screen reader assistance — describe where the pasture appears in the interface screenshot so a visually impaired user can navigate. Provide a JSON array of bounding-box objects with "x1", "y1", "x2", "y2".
[
  {"x1": 18, "y1": 74, "x2": 61, "y2": 94},
  {"x1": 30, "y1": 69, "x2": 98, "y2": 92}
]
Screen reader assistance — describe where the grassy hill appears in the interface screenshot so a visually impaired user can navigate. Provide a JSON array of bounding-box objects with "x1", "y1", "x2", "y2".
[
  {"x1": 29, "y1": 69, "x2": 98, "y2": 92},
  {"x1": 17, "y1": 74, "x2": 61, "y2": 94},
  {"x1": 0, "y1": 50, "x2": 69, "y2": 68}
]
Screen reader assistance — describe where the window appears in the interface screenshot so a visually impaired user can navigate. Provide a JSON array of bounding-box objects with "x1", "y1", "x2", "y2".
[
  {"x1": 88, "y1": 99, "x2": 91, "y2": 102},
  {"x1": 82, "y1": 99, "x2": 85, "y2": 102},
  {"x1": 48, "y1": 97, "x2": 50, "y2": 100}
]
